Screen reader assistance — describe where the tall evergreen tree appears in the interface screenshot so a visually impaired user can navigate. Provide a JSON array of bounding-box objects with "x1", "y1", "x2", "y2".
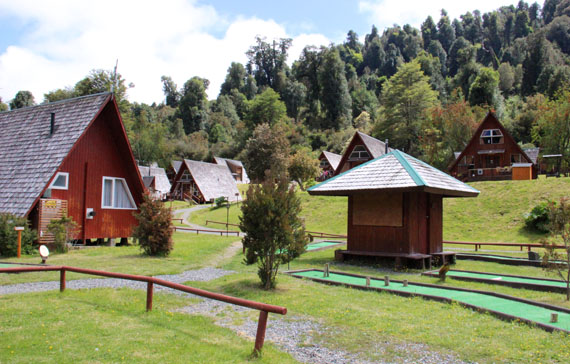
[{"x1": 318, "y1": 49, "x2": 352, "y2": 130}]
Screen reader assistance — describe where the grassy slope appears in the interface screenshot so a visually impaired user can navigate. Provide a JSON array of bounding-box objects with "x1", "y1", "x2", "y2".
[{"x1": 190, "y1": 176, "x2": 570, "y2": 243}]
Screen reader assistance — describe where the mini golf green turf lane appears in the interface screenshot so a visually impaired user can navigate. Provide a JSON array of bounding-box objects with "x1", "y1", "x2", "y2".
[
  {"x1": 0, "y1": 263, "x2": 28, "y2": 268},
  {"x1": 306, "y1": 241, "x2": 345, "y2": 251},
  {"x1": 442, "y1": 270, "x2": 566, "y2": 288},
  {"x1": 292, "y1": 270, "x2": 570, "y2": 331}
]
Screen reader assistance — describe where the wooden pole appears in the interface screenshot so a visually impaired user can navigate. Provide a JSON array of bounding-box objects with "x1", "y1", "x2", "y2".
[
  {"x1": 254, "y1": 310, "x2": 269, "y2": 353},
  {"x1": 146, "y1": 282, "x2": 154, "y2": 311},
  {"x1": 60, "y1": 269, "x2": 66, "y2": 292},
  {"x1": 14, "y1": 227, "x2": 24, "y2": 258}
]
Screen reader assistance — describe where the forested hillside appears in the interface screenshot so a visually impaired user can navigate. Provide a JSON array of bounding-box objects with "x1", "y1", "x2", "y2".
[{"x1": 3, "y1": 0, "x2": 570, "y2": 176}]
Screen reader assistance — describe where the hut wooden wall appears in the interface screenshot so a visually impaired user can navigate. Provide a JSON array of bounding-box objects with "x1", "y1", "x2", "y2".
[
  {"x1": 40, "y1": 102, "x2": 143, "y2": 240},
  {"x1": 347, "y1": 191, "x2": 443, "y2": 255}
]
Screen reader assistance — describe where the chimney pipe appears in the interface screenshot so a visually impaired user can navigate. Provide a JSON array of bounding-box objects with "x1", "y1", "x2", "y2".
[
  {"x1": 385, "y1": 139, "x2": 389, "y2": 154},
  {"x1": 50, "y1": 113, "x2": 55, "y2": 136}
]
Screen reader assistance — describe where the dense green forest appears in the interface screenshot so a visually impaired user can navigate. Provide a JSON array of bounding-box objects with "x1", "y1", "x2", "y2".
[{"x1": 3, "y1": 0, "x2": 570, "y2": 178}]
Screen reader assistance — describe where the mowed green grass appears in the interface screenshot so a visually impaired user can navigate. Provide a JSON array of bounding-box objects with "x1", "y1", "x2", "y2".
[
  {"x1": 189, "y1": 177, "x2": 570, "y2": 245},
  {"x1": 0, "y1": 232, "x2": 237, "y2": 285},
  {"x1": 0, "y1": 289, "x2": 298, "y2": 364}
]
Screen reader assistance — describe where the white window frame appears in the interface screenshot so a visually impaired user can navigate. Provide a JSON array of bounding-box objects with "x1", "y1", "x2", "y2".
[
  {"x1": 480, "y1": 129, "x2": 503, "y2": 144},
  {"x1": 101, "y1": 176, "x2": 137, "y2": 210},
  {"x1": 49, "y1": 172, "x2": 69, "y2": 190},
  {"x1": 349, "y1": 145, "x2": 370, "y2": 160}
]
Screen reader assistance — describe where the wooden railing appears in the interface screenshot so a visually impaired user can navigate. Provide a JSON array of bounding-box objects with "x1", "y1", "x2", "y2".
[
  {"x1": 444, "y1": 240, "x2": 566, "y2": 252},
  {"x1": 173, "y1": 226, "x2": 241, "y2": 236},
  {"x1": 204, "y1": 221, "x2": 348, "y2": 241},
  {"x1": 0, "y1": 265, "x2": 286, "y2": 352},
  {"x1": 206, "y1": 220, "x2": 240, "y2": 228}
]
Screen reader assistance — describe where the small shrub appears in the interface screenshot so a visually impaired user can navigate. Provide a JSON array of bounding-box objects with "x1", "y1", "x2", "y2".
[
  {"x1": 47, "y1": 213, "x2": 78, "y2": 253},
  {"x1": 133, "y1": 193, "x2": 173, "y2": 256},
  {"x1": 214, "y1": 196, "x2": 228, "y2": 208},
  {"x1": 0, "y1": 213, "x2": 37, "y2": 257},
  {"x1": 524, "y1": 201, "x2": 552, "y2": 233}
]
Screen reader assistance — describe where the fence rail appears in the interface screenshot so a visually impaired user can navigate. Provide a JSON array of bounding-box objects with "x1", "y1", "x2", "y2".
[
  {"x1": 0, "y1": 265, "x2": 286, "y2": 352},
  {"x1": 173, "y1": 226, "x2": 241, "y2": 236},
  {"x1": 444, "y1": 240, "x2": 566, "y2": 252}
]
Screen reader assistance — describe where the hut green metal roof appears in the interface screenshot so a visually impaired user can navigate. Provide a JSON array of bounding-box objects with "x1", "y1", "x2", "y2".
[{"x1": 308, "y1": 150, "x2": 479, "y2": 198}]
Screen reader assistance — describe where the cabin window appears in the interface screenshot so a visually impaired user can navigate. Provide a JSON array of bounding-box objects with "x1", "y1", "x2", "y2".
[
  {"x1": 480, "y1": 129, "x2": 503, "y2": 144},
  {"x1": 49, "y1": 172, "x2": 69, "y2": 190},
  {"x1": 511, "y1": 153, "x2": 522, "y2": 163},
  {"x1": 320, "y1": 159, "x2": 330, "y2": 168},
  {"x1": 180, "y1": 170, "x2": 192, "y2": 182},
  {"x1": 349, "y1": 145, "x2": 370, "y2": 160},
  {"x1": 101, "y1": 177, "x2": 136, "y2": 209}
]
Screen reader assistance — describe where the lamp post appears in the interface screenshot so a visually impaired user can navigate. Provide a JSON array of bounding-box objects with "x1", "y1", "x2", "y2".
[
  {"x1": 14, "y1": 226, "x2": 24, "y2": 258},
  {"x1": 226, "y1": 196, "x2": 230, "y2": 236}
]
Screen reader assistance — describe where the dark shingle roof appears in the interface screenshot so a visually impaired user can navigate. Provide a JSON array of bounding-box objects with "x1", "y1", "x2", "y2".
[
  {"x1": 185, "y1": 160, "x2": 242, "y2": 202},
  {"x1": 0, "y1": 93, "x2": 111, "y2": 216},
  {"x1": 309, "y1": 150, "x2": 479, "y2": 198},
  {"x1": 523, "y1": 148, "x2": 540, "y2": 164}
]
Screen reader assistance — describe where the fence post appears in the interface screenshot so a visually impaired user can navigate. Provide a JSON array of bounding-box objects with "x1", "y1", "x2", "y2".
[
  {"x1": 60, "y1": 268, "x2": 66, "y2": 292},
  {"x1": 254, "y1": 310, "x2": 269, "y2": 353},
  {"x1": 146, "y1": 282, "x2": 154, "y2": 312}
]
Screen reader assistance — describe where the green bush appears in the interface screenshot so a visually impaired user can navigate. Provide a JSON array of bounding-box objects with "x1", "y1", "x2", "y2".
[
  {"x1": 214, "y1": 196, "x2": 228, "y2": 208},
  {"x1": 133, "y1": 194, "x2": 173, "y2": 256},
  {"x1": 47, "y1": 214, "x2": 78, "y2": 253},
  {"x1": 0, "y1": 214, "x2": 37, "y2": 257},
  {"x1": 524, "y1": 201, "x2": 552, "y2": 233}
]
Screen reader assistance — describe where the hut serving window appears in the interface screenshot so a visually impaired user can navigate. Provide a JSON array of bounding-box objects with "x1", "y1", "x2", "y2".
[
  {"x1": 49, "y1": 172, "x2": 69, "y2": 190},
  {"x1": 480, "y1": 129, "x2": 503, "y2": 144},
  {"x1": 349, "y1": 145, "x2": 370, "y2": 160},
  {"x1": 101, "y1": 177, "x2": 136, "y2": 209}
]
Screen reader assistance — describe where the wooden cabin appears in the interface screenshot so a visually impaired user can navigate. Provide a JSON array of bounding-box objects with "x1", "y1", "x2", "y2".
[
  {"x1": 0, "y1": 93, "x2": 146, "y2": 245},
  {"x1": 170, "y1": 159, "x2": 242, "y2": 203},
  {"x1": 317, "y1": 151, "x2": 341, "y2": 181},
  {"x1": 449, "y1": 112, "x2": 537, "y2": 181},
  {"x1": 213, "y1": 157, "x2": 250, "y2": 184},
  {"x1": 335, "y1": 131, "x2": 392, "y2": 175},
  {"x1": 166, "y1": 160, "x2": 182, "y2": 184},
  {"x1": 309, "y1": 150, "x2": 479, "y2": 267},
  {"x1": 138, "y1": 165, "x2": 171, "y2": 200}
]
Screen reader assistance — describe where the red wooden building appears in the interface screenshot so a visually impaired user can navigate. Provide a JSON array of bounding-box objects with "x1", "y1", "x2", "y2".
[
  {"x1": 334, "y1": 131, "x2": 392, "y2": 175},
  {"x1": 449, "y1": 112, "x2": 538, "y2": 181},
  {"x1": 309, "y1": 150, "x2": 479, "y2": 267},
  {"x1": 0, "y1": 93, "x2": 145, "y2": 245}
]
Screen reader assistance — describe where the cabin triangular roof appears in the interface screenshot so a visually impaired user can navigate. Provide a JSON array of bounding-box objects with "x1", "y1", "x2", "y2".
[
  {"x1": 0, "y1": 93, "x2": 114, "y2": 216},
  {"x1": 335, "y1": 131, "x2": 394, "y2": 175},
  {"x1": 448, "y1": 112, "x2": 534, "y2": 171},
  {"x1": 138, "y1": 165, "x2": 171, "y2": 195},
  {"x1": 319, "y1": 151, "x2": 342, "y2": 171},
  {"x1": 213, "y1": 156, "x2": 250, "y2": 183},
  {"x1": 309, "y1": 150, "x2": 479, "y2": 198},
  {"x1": 182, "y1": 160, "x2": 242, "y2": 202}
]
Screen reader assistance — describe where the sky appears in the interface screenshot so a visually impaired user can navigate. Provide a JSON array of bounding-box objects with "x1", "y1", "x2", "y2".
[{"x1": 0, "y1": 0, "x2": 529, "y2": 105}]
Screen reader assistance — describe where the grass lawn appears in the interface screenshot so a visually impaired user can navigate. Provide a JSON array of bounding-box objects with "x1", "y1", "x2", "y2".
[
  {"x1": 0, "y1": 232, "x2": 237, "y2": 285},
  {"x1": 0, "y1": 289, "x2": 297, "y2": 364},
  {"x1": 188, "y1": 177, "x2": 570, "y2": 245}
]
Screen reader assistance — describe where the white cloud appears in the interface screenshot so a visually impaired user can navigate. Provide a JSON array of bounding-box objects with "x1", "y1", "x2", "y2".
[
  {"x1": 359, "y1": 0, "x2": 521, "y2": 30},
  {"x1": 0, "y1": 0, "x2": 330, "y2": 104}
]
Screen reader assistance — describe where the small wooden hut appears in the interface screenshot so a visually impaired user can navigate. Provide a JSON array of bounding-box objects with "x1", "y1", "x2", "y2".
[{"x1": 308, "y1": 150, "x2": 479, "y2": 267}]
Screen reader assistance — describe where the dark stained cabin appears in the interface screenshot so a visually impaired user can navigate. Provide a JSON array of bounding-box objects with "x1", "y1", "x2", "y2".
[
  {"x1": 170, "y1": 159, "x2": 242, "y2": 204},
  {"x1": 449, "y1": 112, "x2": 537, "y2": 181},
  {"x1": 0, "y1": 93, "x2": 146, "y2": 245},
  {"x1": 309, "y1": 150, "x2": 479, "y2": 267},
  {"x1": 334, "y1": 131, "x2": 392, "y2": 175},
  {"x1": 317, "y1": 151, "x2": 341, "y2": 181}
]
